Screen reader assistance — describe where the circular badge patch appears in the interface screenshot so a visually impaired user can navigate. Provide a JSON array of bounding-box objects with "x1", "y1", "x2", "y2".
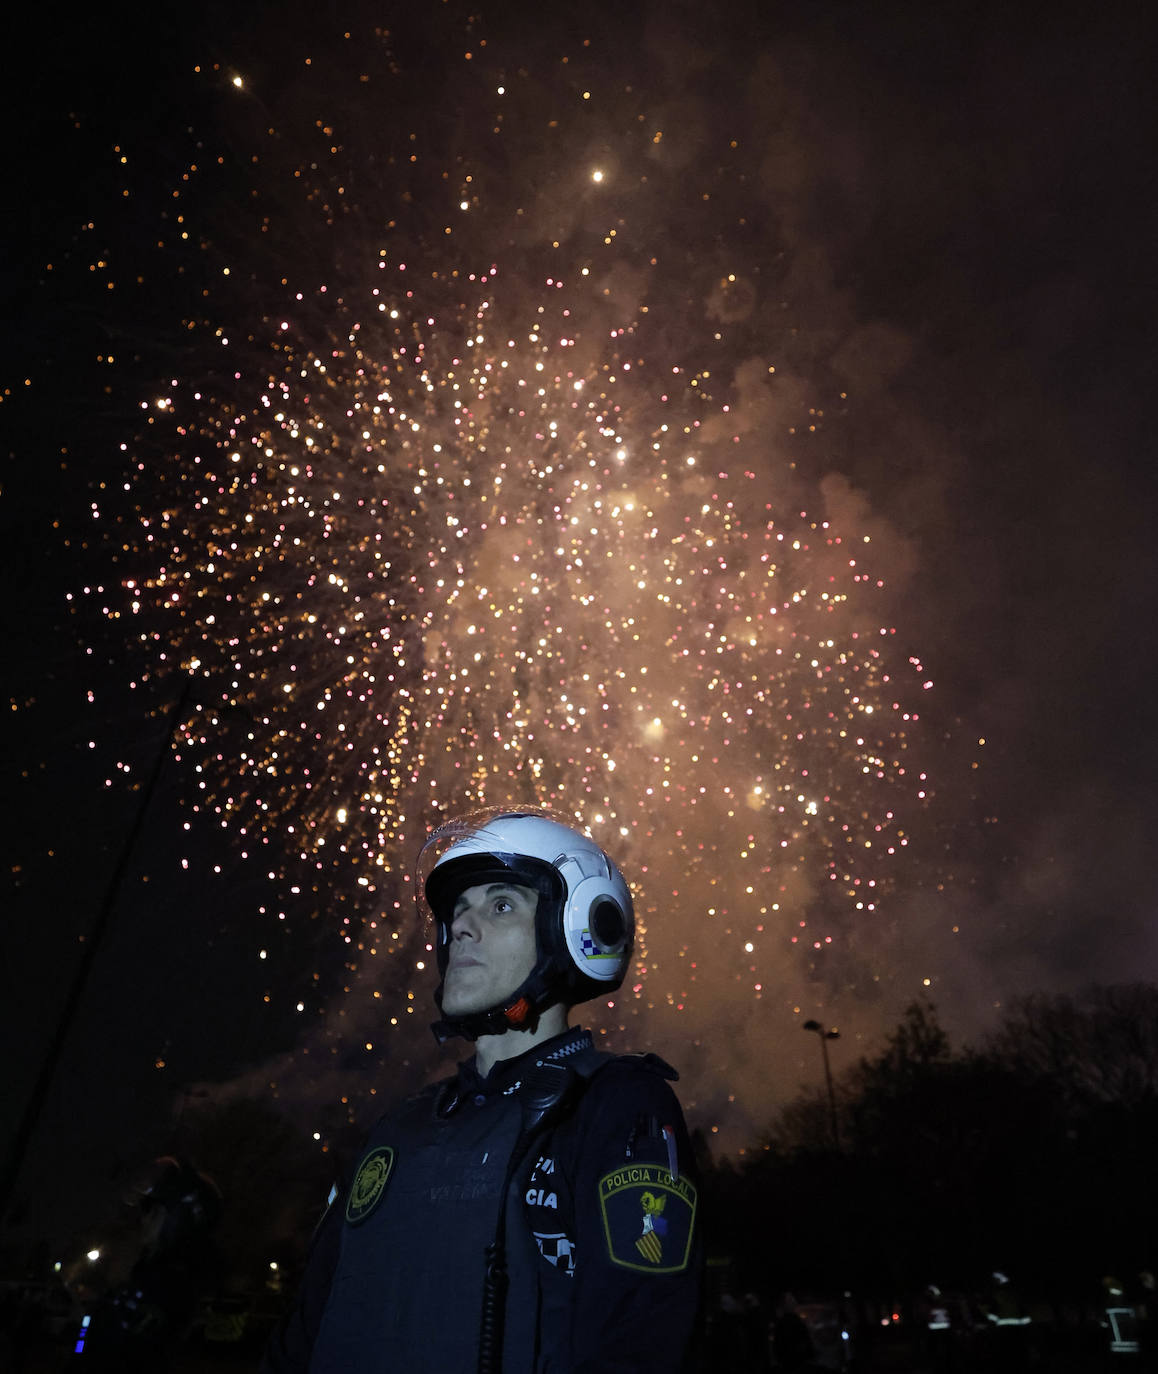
[{"x1": 345, "y1": 1145, "x2": 395, "y2": 1226}]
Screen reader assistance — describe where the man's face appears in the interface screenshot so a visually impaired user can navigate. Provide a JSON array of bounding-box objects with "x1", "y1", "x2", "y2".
[{"x1": 440, "y1": 880, "x2": 540, "y2": 1016}]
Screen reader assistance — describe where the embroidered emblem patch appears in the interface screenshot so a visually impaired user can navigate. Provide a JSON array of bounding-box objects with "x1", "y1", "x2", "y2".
[
  {"x1": 345, "y1": 1145, "x2": 395, "y2": 1226},
  {"x1": 598, "y1": 1165, "x2": 697, "y2": 1273}
]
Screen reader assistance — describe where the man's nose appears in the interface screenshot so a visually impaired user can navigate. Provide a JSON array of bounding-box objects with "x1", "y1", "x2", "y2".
[{"x1": 450, "y1": 904, "x2": 481, "y2": 939}]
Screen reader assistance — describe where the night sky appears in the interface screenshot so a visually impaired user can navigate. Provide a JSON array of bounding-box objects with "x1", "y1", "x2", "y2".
[{"x1": 3, "y1": 0, "x2": 1156, "y2": 1253}]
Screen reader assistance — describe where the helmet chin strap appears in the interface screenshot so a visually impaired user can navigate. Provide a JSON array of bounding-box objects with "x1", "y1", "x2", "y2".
[{"x1": 430, "y1": 966, "x2": 556, "y2": 1045}]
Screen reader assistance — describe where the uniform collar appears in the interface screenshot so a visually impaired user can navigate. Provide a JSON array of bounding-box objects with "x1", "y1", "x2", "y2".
[{"x1": 456, "y1": 1026, "x2": 592, "y2": 1099}]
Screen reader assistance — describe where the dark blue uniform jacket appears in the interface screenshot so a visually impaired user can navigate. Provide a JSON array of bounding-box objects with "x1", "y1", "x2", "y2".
[{"x1": 261, "y1": 1028, "x2": 702, "y2": 1372}]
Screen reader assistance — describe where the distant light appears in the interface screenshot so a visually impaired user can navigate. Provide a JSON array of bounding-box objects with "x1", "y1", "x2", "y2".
[
  {"x1": 86, "y1": 1249, "x2": 101, "y2": 1262},
  {"x1": 269, "y1": 1261, "x2": 279, "y2": 1271},
  {"x1": 53, "y1": 1261, "x2": 62, "y2": 1273},
  {"x1": 232, "y1": 76, "x2": 243, "y2": 89},
  {"x1": 591, "y1": 169, "x2": 604, "y2": 183}
]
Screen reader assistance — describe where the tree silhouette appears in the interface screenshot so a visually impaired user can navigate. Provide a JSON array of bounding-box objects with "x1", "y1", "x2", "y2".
[{"x1": 701, "y1": 987, "x2": 1158, "y2": 1303}]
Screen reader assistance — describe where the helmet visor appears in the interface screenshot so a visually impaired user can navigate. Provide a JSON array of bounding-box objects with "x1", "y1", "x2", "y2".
[
  {"x1": 415, "y1": 807, "x2": 574, "y2": 918},
  {"x1": 416, "y1": 809, "x2": 567, "y2": 971}
]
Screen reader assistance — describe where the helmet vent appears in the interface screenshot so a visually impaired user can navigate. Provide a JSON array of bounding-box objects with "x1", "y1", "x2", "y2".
[{"x1": 589, "y1": 898, "x2": 626, "y2": 953}]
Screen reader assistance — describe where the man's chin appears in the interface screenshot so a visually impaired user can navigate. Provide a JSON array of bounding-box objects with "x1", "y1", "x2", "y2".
[{"x1": 440, "y1": 987, "x2": 487, "y2": 1019}]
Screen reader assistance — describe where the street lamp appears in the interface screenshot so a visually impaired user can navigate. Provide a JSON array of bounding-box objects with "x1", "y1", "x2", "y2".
[{"x1": 802, "y1": 1019, "x2": 841, "y2": 1150}]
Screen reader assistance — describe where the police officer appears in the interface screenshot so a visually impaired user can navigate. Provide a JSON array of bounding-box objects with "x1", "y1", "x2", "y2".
[
  {"x1": 262, "y1": 809, "x2": 702, "y2": 1373},
  {"x1": 74, "y1": 1156, "x2": 222, "y2": 1371}
]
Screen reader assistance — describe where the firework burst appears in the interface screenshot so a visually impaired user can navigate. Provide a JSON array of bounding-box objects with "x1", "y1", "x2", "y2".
[{"x1": 88, "y1": 11, "x2": 934, "y2": 1064}]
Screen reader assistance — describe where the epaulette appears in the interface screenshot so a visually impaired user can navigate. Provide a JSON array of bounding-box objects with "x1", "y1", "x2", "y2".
[{"x1": 606, "y1": 1051, "x2": 679, "y2": 1081}]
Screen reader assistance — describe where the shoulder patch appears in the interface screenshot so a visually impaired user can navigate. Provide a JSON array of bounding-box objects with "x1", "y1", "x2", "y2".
[
  {"x1": 598, "y1": 1164, "x2": 697, "y2": 1273},
  {"x1": 345, "y1": 1144, "x2": 395, "y2": 1226}
]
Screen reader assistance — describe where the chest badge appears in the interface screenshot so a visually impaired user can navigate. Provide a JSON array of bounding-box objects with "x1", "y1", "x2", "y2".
[{"x1": 345, "y1": 1145, "x2": 395, "y2": 1226}]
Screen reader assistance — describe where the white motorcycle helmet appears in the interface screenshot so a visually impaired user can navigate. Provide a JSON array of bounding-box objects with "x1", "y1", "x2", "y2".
[{"x1": 418, "y1": 808, "x2": 634, "y2": 1041}]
